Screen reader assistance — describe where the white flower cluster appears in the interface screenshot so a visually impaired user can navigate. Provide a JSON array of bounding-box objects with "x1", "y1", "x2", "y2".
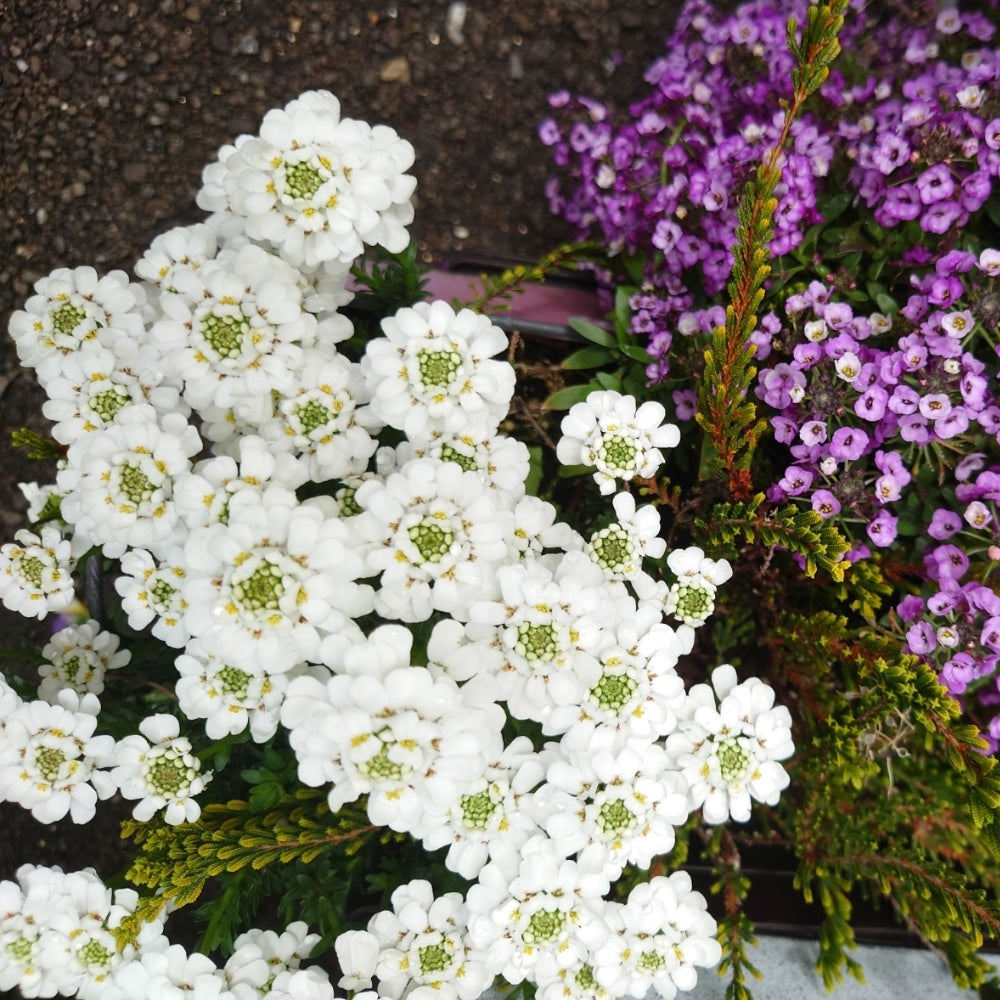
[{"x1": 0, "y1": 91, "x2": 796, "y2": 1000}]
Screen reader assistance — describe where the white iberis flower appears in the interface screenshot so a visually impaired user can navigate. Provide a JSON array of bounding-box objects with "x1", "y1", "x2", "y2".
[
  {"x1": 149, "y1": 242, "x2": 317, "y2": 426},
  {"x1": 221, "y1": 920, "x2": 320, "y2": 999},
  {"x1": 593, "y1": 873, "x2": 721, "y2": 1000},
  {"x1": 354, "y1": 457, "x2": 513, "y2": 622},
  {"x1": 665, "y1": 664, "x2": 794, "y2": 824},
  {"x1": 362, "y1": 300, "x2": 516, "y2": 442},
  {"x1": 37, "y1": 619, "x2": 131, "y2": 703},
  {"x1": 259, "y1": 345, "x2": 381, "y2": 481},
  {"x1": 0, "y1": 691, "x2": 116, "y2": 824},
  {"x1": 111, "y1": 714, "x2": 212, "y2": 825},
  {"x1": 8, "y1": 265, "x2": 147, "y2": 385},
  {"x1": 0, "y1": 525, "x2": 75, "y2": 619},
  {"x1": 463, "y1": 550, "x2": 625, "y2": 723},
  {"x1": 180, "y1": 486, "x2": 373, "y2": 673},
  {"x1": 196, "y1": 89, "x2": 416, "y2": 266},
  {"x1": 57, "y1": 404, "x2": 202, "y2": 560},
  {"x1": 40, "y1": 339, "x2": 185, "y2": 446},
  {"x1": 114, "y1": 546, "x2": 191, "y2": 648},
  {"x1": 335, "y1": 880, "x2": 492, "y2": 1000},
  {"x1": 466, "y1": 835, "x2": 612, "y2": 988},
  {"x1": 174, "y1": 630, "x2": 297, "y2": 744},
  {"x1": 556, "y1": 389, "x2": 680, "y2": 495},
  {"x1": 663, "y1": 545, "x2": 733, "y2": 627},
  {"x1": 281, "y1": 625, "x2": 500, "y2": 838},
  {"x1": 537, "y1": 731, "x2": 690, "y2": 879},
  {"x1": 585, "y1": 491, "x2": 666, "y2": 580},
  {"x1": 134, "y1": 221, "x2": 220, "y2": 296}
]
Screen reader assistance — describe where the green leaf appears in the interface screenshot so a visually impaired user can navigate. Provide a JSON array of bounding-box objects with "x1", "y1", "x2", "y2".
[
  {"x1": 561, "y1": 345, "x2": 616, "y2": 370},
  {"x1": 545, "y1": 383, "x2": 595, "y2": 410},
  {"x1": 568, "y1": 316, "x2": 615, "y2": 348}
]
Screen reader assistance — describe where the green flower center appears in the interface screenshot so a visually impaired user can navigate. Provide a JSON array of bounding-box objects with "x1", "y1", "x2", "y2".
[
  {"x1": 459, "y1": 788, "x2": 500, "y2": 830},
  {"x1": 717, "y1": 738, "x2": 752, "y2": 784},
  {"x1": 35, "y1": 744, "x2": 67, "y2": 783},
  {"x1": 118, "y1": 460, "x2": 156, "y2": 506},
  {"x1": 295, "y1": 396, "x2": 337, "y2": 436},
  {"x1": 439, "y1": 441, "x2": 478, "y2": 472},
  {"x1": 575, "y1": 965, "x2": 598, "y2": 990},
  {"x1": 232, "y1": 559, "x2": 285, "y2": 613},
  {"x1": 283, "y1": 160, "x2": 324, "y2": 200},
  {"x1": 357, "y1": 740, "x2": 407, "y2": 782},
  {"x1": 637, "y1": 950, "x2": 666, "y2": 973},
  {"x1": 143, "y1": 748, "x2": 195, "y2": 797},
  {"x1": 6, "y1": 936, "x2": 33, "y2": 965},
  {"x1": 78, "y1": 937, "x2": 114, "y2": 970},
  {"x1": 416, "y1": 347, "x2": 461, "y2": 388},
  {"x1": 200, "y1": 309, "x2": 250, "y2": 360},
  {"x1": 515, "y1": 621, "x2": 561, "y2": 663},
  {"x1": 596, "y1": 797, "x2": 637, "y2": 837},
  {"x1": 18, "y1": 554, "x2": 45, "y2": 590},
  {"x1": 61, "y1": 655, "x2": 83, "y2": 684},
  {"x1": 52, "y1": 301, "x2": 88, "y2": 336},
  {"x1": 337, "y1": 486, "x2": 362, "y2": 517},
  {"x1": 217, "y1": 664, "x2": 253, "y2": 700},
  {"x1": 596, "y1": 433, "x2": 638, "y2": 474},
  {"x1": 523, "y1": 907, "x2": 566, "y2": 945},
  {"x1": 674, "y1": 582, "x2": 714, "y2": 622},
  {"x1": 588, "y1": 525, "x2": 635, "y2": 573},
  {"x1": 589, "y1": 670, "x2": 637, "y2": 713},
  {"x1": 408, "y1": 519, "x2": 454, "y2": 564},
  {"x1": 90, "y1": 387, "x2": 130, "y2": 423},
  {"x1": 417, "y1": 942, "x2": 451, "y2": 976},
  {"x1": 150, "y1": 577, "x2": 178, "y2": 609}
]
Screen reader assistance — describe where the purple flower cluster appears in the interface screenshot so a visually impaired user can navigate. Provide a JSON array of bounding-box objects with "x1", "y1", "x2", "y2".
[
  {"x1": 759, "y1": 249, "x2": 1000, "y2": 549},
  {"x1": 539, "y1": 0, "x2": 831, "y2": 380}
]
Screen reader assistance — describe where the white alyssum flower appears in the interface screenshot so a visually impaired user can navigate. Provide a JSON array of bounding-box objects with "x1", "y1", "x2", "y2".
[
  {"x1": 0, "y1": 525, "x2": 76, "y2": 619},
  {"x1": 663, "y1": 545, "x2": 734, "y2": 627},
  {"x1": 281, "y1": 625, "x2": 501, "y2": 838},
  {"x1": 557, "y1": 390, "x2": 680, "y2": 495},
  {"x1": 111, "y1": 714, "x2": 213, "y2": 825},
  {"x1": 354, "y1": 457, "x2": 513, "y2": 622},
  {"x1": 537, "y1": 733, "x2": 690, "y2": 879},
  {"x1": 149, "y1": 243, "x2": 317, "y2": 425},
  {"x1": 174, "y1": 631, "x2": 297, "y2": 744},
  {"x1": 335, "y1": 880, "x2": 492, "y2": 1000},
  {"x1": 37, "y1": 619, "x2": 131, "y2": 702},
  {"x1": 134, "y1": 221, "x2": 220, "y2": 296},
  {"x1": 57, "y1": 404, "x2": 202, "y2": 560},
  {"x1": 592, "y1": 873, "x2": 721, "y2": 1000},
  {"x1": 665, "y1": 664, "x2": 794, "y2": 824},
  {"x1": 585, "y1": 491, "x2": 666, "y2": 580},
  {"x1": 197, "y1": 89, "x2": 416, "y2": 266},
  {"x1": 8, "y1": 266, "x2": 148, "y2": 386},
  {"x1": 0, "y1": 691, "x2": 116, "y2": 824},
  {"x1": 465, "y1": 836, "x2": 612, "y2": 987},
  {"x1": 222, "y1": 921, "x2": 320, "y2": 1000},
  {"x1": 111, "y1": 943, "x2": 230, "y2": 1000},
  {"x1": 363, "y1": 300, "x2": 515, "y2": 442},
  {"x1": 180, "y1": 487, "x2": 373, "y2": 673}
]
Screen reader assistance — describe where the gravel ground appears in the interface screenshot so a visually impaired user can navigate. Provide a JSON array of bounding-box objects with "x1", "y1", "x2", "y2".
[{"x1": 0, "y1": 0, "x2": 677, "y2": 913}]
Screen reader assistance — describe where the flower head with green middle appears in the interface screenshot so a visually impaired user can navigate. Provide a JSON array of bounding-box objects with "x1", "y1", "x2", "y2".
[
  {"x1": 665, "y1": 664, "x2": 794, "y2": 824},
  {"x1": 557, "y1": 390, "x2": 680, "y2": 495},
  {"x1": 0, "y1": 525, "x2": 76, "y2": 621},
  {"x1": 110, "y1": 714, "x2": 212, "y2": 826}
]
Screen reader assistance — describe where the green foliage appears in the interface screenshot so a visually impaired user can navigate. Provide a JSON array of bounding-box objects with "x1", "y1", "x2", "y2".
[
  {"x1": 11, "y1": 427, "x2": 65, "y2": 462},
  {"x1": 695, "y1": 493, "x2": 850, "y2": 581},
  {"x1": 117, "y1": 788, "x2": 378, "y2": 952},
  {"x1": 710, "y1": 831, "x2": 763, "y2": 1000}
]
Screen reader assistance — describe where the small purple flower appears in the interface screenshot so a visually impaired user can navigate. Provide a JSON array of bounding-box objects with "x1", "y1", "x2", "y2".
[
  {"x1": 928, "y1": 508, "x2": 962, "y2": 540},
  {"x1": 928, "y1": 545, "x2": 970, "y2": 583},
  {"x1": 921, "y1": 201, "x2": 964, "y2": 236},
  {"x1": 829, "y1": 426, "x2": 869, "y2": 461},
  {"x1": 897, "y1": 594, "x2": 925, "y2": 622},
  {"x1": 672, "y1": 388, "x2": 697, "y2": 421},
  {"x1": 866, "y1": 509, "x2": 898, "y2": 547},
  {"x1": 982, "y1": 617, "x2": 1000, "y2": 655},
  {"x1": 940, "y1": 654, "x2": 977, "y2": 695},
  {"x1": 906, "y1": 620, "x2": 937, "y2": 654},
  {"x1": 779, "y1": 465, "x2": 814, "y2": 496},
  {"x1": 874, "y1": 473, "x2": 904, "y2": 504},
  {"x1": 811, "y1": 489, "x2": 841, "y2": 518},
  {"x1": 855, "y1": 384, "x2": 889, "y2": 421},
  {"x1": 916, "y1": 164, "x2": 956, "y2": 204}
]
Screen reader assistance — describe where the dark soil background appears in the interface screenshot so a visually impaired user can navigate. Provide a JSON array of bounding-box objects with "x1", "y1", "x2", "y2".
[{"x1": 0, "y1": 0, "x2": 677, "y2": 947}]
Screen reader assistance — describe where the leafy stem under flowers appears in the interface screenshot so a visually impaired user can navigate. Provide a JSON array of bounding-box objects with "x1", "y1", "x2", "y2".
[{"x1": 696, "y1": 0, "x2": 848, "y2": 500}]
